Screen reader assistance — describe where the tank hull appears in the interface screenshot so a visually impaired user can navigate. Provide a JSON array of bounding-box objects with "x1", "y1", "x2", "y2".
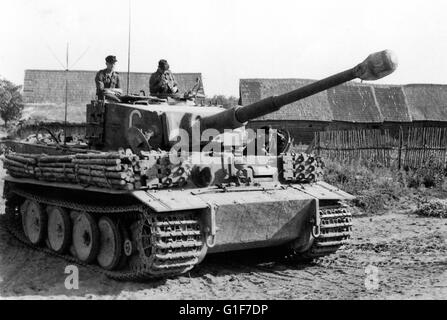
[
  {"x1": 4, "y1": 175, "x2": 353, "y2": 254},
  {"x1": 1, "y1": 141, "x2": 353, "y2": 280},
  {"x1": 132, "y1": 182, "x2": 353, "y2": 253}
]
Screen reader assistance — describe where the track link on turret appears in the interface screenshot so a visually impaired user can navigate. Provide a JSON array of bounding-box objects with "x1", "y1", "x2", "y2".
[{"x1": 2, "y1": 186, "x2": 205, "y2": 281}]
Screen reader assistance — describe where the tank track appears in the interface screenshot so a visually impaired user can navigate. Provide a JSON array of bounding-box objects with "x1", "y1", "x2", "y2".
[
  {"x1": 302, "y1": 204, "x2": 352, "y2": 259},
  {"x1": 286, "y1": 204, "x2": 352, "y2": 261},
  {"x1": 2, "y1": 186, "x2": 205, "y2": 281}
]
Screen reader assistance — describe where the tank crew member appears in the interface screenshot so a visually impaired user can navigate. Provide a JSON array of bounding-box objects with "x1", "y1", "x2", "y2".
[
  {"x1": 95, "y1": 55, "x2": 122, "y2": 102},
  {"x1": 149, "y1": 59, "x2": 180, "y2": 96}
]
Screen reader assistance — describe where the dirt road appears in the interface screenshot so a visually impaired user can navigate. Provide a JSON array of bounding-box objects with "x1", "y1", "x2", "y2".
[{"x1": 0, "y1": 207, "x2": 445, "y2": 299}]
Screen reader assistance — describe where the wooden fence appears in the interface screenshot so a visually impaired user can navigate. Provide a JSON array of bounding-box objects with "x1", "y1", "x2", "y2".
[{"x1": 313, "y1": 127, "x2": 447, "y2": 169}]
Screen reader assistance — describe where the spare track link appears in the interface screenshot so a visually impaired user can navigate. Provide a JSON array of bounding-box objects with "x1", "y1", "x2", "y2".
[
  {"x1": 3, "y1": 187, "x2": 204, "y2": 281},
  {"x1": 303, "y1": 204, "x2": 352, "y2": 258},
  {"x1": 281, "y1": 152, "x2": 324, "y2": 183}
]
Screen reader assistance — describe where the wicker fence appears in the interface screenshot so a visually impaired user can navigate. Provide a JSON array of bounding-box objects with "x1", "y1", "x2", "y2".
[{"x1": 313, "y1": 127, "x2": 447, "y2": 169}]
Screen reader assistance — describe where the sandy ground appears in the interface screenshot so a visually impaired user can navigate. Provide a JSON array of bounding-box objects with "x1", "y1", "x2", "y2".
[{"x1": 0, "y1": 162, "x2": 445, "y2": 299}]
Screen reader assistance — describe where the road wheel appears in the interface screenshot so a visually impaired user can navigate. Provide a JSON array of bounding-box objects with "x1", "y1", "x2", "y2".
[
  {"x1": 117, "y1": 224, "x2": 130, "y2": 270},
  {"x1": 47, "y1": 206, "x2": 72, "y2": 253},
  {"x1": 97, "y1": 217, "x2": 123, "y2": 270},
  {"x1": 72, "y1": 212, "x2": 100, "y2": 263},
  {"x1": 22, "y1": 200, "x2": 47, "y2": 245}
]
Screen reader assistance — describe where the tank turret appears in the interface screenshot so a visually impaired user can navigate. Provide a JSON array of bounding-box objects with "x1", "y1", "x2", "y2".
[
  {"x1": 200, "y1": 50, "x2": 398, "y2": 132},
  {"x1": 81, "y1": 50, "x2": 398, "y2": 152}
]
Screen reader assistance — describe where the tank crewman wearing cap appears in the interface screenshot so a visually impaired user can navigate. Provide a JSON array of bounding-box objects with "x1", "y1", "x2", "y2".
[
  {"x1": 149, "y1": 59, "x2": 180, "y2": 97},
  {"x1": 95, "y1": 55, "x2": 122, "y2": 102}
]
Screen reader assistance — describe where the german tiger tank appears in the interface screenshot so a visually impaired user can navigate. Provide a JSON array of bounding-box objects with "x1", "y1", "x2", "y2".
[{"x1": 1, "y1": 50, "x2": 397, "y2": 280}]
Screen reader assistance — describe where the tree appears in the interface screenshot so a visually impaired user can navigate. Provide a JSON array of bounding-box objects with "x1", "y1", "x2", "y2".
[
  {"x1": 0, "y1": 78, "x2": 23, "y2": 127},
  {"x1": 205, "y1": 95, "x2": 239, "y2": 109}
]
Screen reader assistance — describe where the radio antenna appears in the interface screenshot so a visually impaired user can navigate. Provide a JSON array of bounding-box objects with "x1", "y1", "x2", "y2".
[
  {"x1": 126, "y1": 0, "x2": 131, "y2": 95},
  {"x1": 64, "y1": 42, "x2": 69, "y2": 146},
  {"x1": 45, "y1": 43, "x2": 66, "y2": 70},
  {"x1": 70, "y1": 46, "x2": 90, "y2": 69}
]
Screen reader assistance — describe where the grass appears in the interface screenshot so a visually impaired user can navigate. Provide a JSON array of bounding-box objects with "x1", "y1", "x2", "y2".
[
  {"x1": 322, "y1": 157, "x2": 447, "y2": 215},
  {"x1": 287, "y1": 142, "x2": 447, "y2": 215}
]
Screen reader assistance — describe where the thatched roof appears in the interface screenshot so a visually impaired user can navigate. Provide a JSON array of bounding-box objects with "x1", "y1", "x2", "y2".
[
  {"x1": 240, "y1": 79, "x2": 383, "y2": 123},
  {"x1": 373, "y1": 85, "x2": 411, "y2": 122},
  {"x1": 239, "y1": 79, "x2": 333, "y2": 121},
  {"x1": 239, "y1": 79, "x2": 261, "y2": 106},
  {"x1": 240, "y1": 79, "x2": 447, "y2": 124},
  {"x1": 327, "y1": 83, "x2": 383, "y2": 123},
  {"x1": 403, "y1": 84, "x2": 447, "y2": 121}
]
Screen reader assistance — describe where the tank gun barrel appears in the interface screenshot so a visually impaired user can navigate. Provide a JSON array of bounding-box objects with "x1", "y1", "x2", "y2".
[{"x1": 200, "y1": 50, "x2": 398, "y2": 131}]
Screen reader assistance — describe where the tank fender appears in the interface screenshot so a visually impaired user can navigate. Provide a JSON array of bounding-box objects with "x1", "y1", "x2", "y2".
[
  {"x1": 131, "y1": 190, "x2": 208, "y2": 212},
  {"x1": 132, "y1": 190, "x2": 218, "y2": 251},
  {"x1": 290, "y1": 181, "x2": 355, "y2": 201}
]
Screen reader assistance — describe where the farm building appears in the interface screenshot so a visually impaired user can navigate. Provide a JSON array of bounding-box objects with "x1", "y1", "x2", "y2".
[
  {"x1": 403, "y1": 84, "x2": 447, "y2": 128},
  {"x1": 240, "y1": 79, "x2": 385, "y2": 144},
  {"x1": 19, "y1": 70, "x2": 447, "y2": 145},
  {"x1": 371, "y1": 84, "x2": 411, "y2": 136},
  {"x1": 325, "y1": 81, "x2": 383, "y2": 131},
  {"x1": 240, "y1": 79, "x2": 332, "y2": 145},
  {"x1": 240, "y1": 78, "x2": 447, "y2": 144}
]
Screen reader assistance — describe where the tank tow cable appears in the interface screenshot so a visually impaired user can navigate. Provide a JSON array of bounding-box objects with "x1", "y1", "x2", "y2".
[
  {"x1": 311, "y1": 200, "x2": 321, "y2": 239},
  {"x1": 205, "y1": 202, "x2": 217, "y2": 248}
]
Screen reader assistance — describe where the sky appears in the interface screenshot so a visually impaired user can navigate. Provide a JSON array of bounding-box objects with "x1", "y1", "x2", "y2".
[{"x1": 0, "y1": 0, "x2": 446, "y2": 96}]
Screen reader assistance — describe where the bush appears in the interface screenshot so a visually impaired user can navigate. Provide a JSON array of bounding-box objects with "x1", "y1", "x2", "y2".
[
  {"x1": 322, "y1": 157, "x2": 447, "y2": 214},
  {"x1": 0, "y1": 78, "x2": 23, "y2": 127},
  {"x1": 404, "y1": 155, "x2": 446, "y2": 189},
  {"x1": 204, "y1": 95, "x2": 239, "y2": 109},
  {"x1": 414, "y1": 198, "x2": 447, "y2": 218}
]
